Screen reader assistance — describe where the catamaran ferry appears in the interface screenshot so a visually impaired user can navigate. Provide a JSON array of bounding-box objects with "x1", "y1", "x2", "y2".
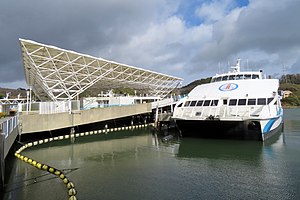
[{"x1": 172, "y1": 59, "x2": 283, "y2": 141}]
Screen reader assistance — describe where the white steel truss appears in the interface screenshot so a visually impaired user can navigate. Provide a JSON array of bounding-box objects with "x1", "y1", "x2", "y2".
[
  {"x1": 0, "y1": 99, "x2": 27, "y2": 105},
  {"x1": 19, "y1": 39, "x2": 183, "y2": 101}
]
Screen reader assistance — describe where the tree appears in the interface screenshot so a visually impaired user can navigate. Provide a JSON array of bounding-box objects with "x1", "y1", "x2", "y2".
[{"x1": 281, "y1": 94, "x2": 300, "y2": 106}]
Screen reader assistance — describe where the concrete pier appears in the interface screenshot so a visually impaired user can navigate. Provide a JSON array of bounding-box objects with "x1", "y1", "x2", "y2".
[{"x1": 20, "y1": 103, "x2": 152, "y2": 134}]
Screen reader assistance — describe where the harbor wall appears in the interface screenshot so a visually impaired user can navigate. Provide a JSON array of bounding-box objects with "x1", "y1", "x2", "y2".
[{"x1": 20, "y1": 103, "x2": 152, "y2": 134}]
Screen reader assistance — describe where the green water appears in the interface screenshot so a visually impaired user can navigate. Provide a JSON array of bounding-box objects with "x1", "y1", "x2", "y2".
[{"x1": 2, "y1": 109, "x2": 300, "y2": 199}]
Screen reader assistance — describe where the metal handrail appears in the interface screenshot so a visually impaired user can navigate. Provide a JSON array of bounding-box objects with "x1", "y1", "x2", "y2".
[{"x1": 0, "y1": 116, "x2": 18, "y2": 138}]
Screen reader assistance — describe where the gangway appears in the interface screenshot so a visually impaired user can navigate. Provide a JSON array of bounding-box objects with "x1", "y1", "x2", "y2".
[
  {"x1": 151, "y1": 97, "x2": 182, "y2": 130},
  {"x1": 151, "y1": 97, "x2": 180, "y2": 109}
]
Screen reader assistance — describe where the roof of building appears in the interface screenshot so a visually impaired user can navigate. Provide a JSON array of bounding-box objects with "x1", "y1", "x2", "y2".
[{"x1": 19, "y1": 39, "x2": 183, "y2": 101}]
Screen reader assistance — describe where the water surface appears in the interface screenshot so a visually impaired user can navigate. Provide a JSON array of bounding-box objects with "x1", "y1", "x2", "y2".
[{"x1": 2, "y1": 109, "x2": 300, "y2": 199}]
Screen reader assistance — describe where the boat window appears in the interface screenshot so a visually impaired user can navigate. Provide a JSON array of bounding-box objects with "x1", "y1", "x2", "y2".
[
  {"x1": 267, "y1": 98, "x2": 273, "y2": 104},
  {"x1": 247, "y1": 99, "x2": 256, "y2": 105},
  {"x1": 184, "y1": 101, "x2": 190, "y2": 107},
  {"x1": 223, "y1": 99, "x2": 228, "y2": 105},
  {"x1": 244, "y1": 74, "x2": 251, "y2": 79},
  {"x1": 228, "y1": 75, "x2": 235, "y2": 80},
  {"x1": 177, "y1": 103, "x2": 183, "y2": 107},
  {"x1": 229, "y1": 99, "x2": 237, "y2": 106},
  {"x1": 257, "y1": 98, "x2": 266, "y2": 105},
  {"x1": 190, "y1": 101, "x2": 197, "y2": 106},
  {"x1": 196, "y1": 100, "x2": 203, "y2": 106},
  {"x1": 252, "y1": 74, "x2": 259, "y2": 79},
  {"x1": 211, "y1": 78, "x2": 216, "y2": 82},
  {"x1": 211, "y1": 100, "x2": 219, "y2": 106},
  {"x1": 203, "y1": 100, "x2": 211, "y2": 106},
  {"x1": 236, "y1": 74, "x2": 244, "y2": 80},
  {"x1": 238, "y1": 99, "x2": 247, "y2": 105},
  {"x1": 216, "y1": 77, "x2": 222, "y2": 82},
  {"x1": 222, "y1": 76, "x2": 228, "y2": 81}
]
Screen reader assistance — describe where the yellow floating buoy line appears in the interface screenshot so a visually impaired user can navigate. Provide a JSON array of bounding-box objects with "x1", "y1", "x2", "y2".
[
  {"x1": 14, "y1": 123, "x2": 152, "y2": 200},
  {"x1": 14, "y1": 147, "x2": 77, "y2": 199}
]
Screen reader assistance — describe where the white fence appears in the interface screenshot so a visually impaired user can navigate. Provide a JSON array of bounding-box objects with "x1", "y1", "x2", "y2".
[
  {"x1": 0, "y1": 116, "x2": 18, "y2": 138},
  {"x1": 39, "y1": 101, "x2": 70, "y2": 114},
  {"x1": 18, "y1": 100, "x2": 80, "y2": 114}
]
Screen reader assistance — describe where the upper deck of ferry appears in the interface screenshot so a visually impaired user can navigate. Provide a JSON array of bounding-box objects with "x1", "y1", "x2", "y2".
[
  {"x1": 211, "y1": 71, "x2": 265, "y2": 83},
  {"x1": 210, "y1": 59, "x2": 265, "y2": 83}
]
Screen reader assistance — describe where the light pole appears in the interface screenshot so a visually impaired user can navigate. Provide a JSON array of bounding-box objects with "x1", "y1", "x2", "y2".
[
  {"x1": 26, "y1": 89, "x2": 30, "y2": 113},
  {"x1": 29, "y1": 86, "x2": 32, "y2": 112}
]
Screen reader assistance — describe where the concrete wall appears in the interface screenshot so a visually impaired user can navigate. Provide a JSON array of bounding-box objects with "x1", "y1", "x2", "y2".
[{"x1": 20, "y1": 103, "x2": 152, "y2": 134}]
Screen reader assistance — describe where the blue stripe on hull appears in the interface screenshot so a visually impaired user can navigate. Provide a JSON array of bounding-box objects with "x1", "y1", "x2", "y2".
[
  {"x1": 262, "y1": 114, "x2": 282, "y2": 134},
  {"x1": 263, "y1": 118, "x2": 277, "y2": 133},
  {"x1": 262, "y1": 121, "x2": 283, "y2": 141}
]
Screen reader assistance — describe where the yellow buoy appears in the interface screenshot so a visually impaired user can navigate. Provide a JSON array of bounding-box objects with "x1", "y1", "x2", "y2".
[
  {"x1": 32, "y1": 160, "x2": 37, "y2": 166},
  {"x1": 54, "y1": 170, "x2": 61, "y2": 176},
  {"x1": 42, "y1": 165, "x2": 48, "y2": 170},
  {"x1": 60, "y1": 174, "x2": 65, "y2": 179},
  {"x1": 63, "y1": 178, "x2": 69, "y2": 184},
  {"x1": 67, "y1": 182, "x2": 75, "y2": 189},
  {"x1": 36, "y1": 163, "x2": 42, "y2": 169},
  {"x1": 49, "y1": 167, "x2": 54, "y2": 173},
  {"x1": 69, "y1": 196, "x2": 77, "y2": 200},
  {"x1": 68, "y1": 188, "x2": 77, "y2": 196}
]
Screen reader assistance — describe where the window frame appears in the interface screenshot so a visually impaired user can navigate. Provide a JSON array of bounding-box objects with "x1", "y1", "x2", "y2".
[{"x1": 229, "y1": 99, "x2": 237, "y2": 106}]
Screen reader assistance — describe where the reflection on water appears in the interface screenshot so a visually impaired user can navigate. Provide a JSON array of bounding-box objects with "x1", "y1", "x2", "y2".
[
  {"x1": 177, "y1": 138, "x2": 263, "y2": 161},
  {"x1": 2, "y1": 109, "x2": 300, "y2": 199}
]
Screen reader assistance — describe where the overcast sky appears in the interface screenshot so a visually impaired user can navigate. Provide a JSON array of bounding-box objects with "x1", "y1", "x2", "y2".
[{"x1": 1, "y1": 0, "x2": 300, "y2": 89}]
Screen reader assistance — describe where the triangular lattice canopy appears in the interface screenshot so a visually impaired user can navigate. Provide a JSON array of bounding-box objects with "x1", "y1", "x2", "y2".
[{"x1": 20, "y1": 39, "x2": 183, "y2": 101}]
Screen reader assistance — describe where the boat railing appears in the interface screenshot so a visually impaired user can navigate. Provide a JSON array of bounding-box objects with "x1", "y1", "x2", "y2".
[
  {"x1": 249, "y1": 106, "x2": 264, "y2": 117},
  {"x1": 174, "y1": 104, "x2": 272, "y2": 120},
  {"x1": 223, "y1": 105, "x2": 266, "y2": 118}
]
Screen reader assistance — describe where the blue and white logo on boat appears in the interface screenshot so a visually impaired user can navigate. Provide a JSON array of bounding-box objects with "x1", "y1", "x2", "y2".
[{"x1": 219, "y1": 83, "x2": 238, "y2": 91}]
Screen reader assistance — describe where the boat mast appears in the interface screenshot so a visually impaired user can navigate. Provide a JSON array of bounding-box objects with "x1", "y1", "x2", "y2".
[{"x1": 231, "y1": 58, "x2": 241, "y2": 73}]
